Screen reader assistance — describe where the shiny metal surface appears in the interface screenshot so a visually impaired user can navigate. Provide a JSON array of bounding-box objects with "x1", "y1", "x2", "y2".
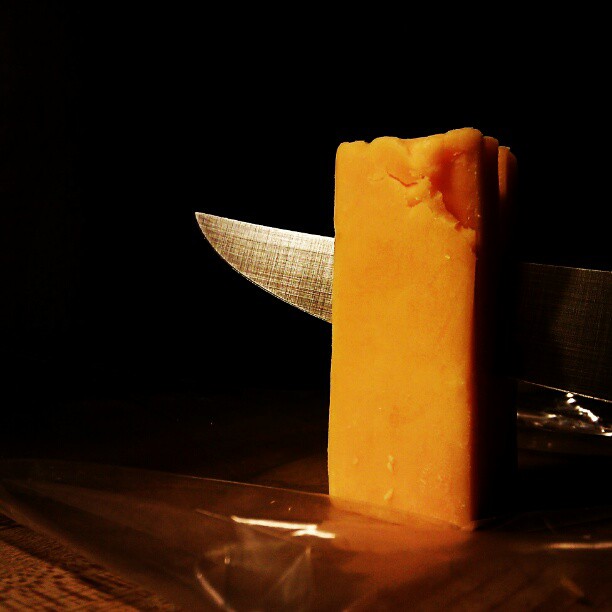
[
  {"x1": 512, "y1": 262, "x2": 612, "y2": 402},
  {"x1": 197, "y1": 213, "x2": 333, "y2": 323}
]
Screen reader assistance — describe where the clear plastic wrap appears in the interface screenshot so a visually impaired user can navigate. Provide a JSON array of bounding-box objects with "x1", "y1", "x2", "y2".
[
  {"x1": 517, "y1": 382, "x2": 612, "y2": 456},
  {"x1": 1, "y1": 457, "x2": 612, "y2": 610}
]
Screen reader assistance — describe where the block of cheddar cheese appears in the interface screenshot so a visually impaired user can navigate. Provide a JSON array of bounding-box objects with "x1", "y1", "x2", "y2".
[{"x1": 328, "y1": 128, "x2": 517, "y2": 529}]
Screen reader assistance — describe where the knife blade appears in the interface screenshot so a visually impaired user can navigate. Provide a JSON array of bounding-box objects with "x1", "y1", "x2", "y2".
[{"x1": 196, "y1": 212, "x2": 612, "y2": 404}]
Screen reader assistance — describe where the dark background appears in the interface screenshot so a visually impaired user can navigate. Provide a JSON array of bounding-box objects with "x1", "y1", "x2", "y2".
[{"x1": 1, "y1": 4, "x2": 610, "y2": 472}]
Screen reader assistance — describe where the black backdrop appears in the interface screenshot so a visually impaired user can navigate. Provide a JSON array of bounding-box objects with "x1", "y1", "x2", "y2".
[{"x1": 2, "y1": 4, "x2": 610, "y2": 445}]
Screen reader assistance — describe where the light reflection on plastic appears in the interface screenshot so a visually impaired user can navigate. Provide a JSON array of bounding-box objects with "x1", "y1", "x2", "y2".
[
  {"x1": 564, "y1": 392, "x2": 601, "y2": 424},
  {"x1": 194, "y1": 567, "x2": 228, "y2": 609},
  {"x1": 230, "y1": 515, "x2": 336, "y2": 539},
  {"x1": 547, "y1": 541, "x2": 612, "y2": 550},
  {"x1": 574, "y1": 405, "x2": 600, "y2": 423}
]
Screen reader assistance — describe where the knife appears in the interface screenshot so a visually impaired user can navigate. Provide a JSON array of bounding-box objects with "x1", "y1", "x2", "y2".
[{"x1": 195, "y1": 212, "x2": 612, "y2": 435}]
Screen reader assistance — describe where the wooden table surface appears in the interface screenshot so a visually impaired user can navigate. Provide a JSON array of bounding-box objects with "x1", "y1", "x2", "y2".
[
  {"x1": 0, "y1": 387, "x2": 330, "y2": 610},
  {"x1": 2, "y1": 387, "x2": 612, "y2": 610},
  {"x1": 0, "y1": 513, "x2": 180, "y2": 610}
]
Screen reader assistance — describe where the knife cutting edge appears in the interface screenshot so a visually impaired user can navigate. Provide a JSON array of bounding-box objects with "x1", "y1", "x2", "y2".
[{"x1": 195, "y1": 212, "x2": 612, "y2": 407}]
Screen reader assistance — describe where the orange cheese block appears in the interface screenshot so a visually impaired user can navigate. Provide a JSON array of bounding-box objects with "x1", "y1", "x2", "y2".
[{"x1": 328, "y1": 128, "x2": 517, "y2": 529}]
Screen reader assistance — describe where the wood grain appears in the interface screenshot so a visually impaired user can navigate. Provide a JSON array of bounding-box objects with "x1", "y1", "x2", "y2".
[{"x1": 0, "y1": 514, "x2": 180, "y2": 611}]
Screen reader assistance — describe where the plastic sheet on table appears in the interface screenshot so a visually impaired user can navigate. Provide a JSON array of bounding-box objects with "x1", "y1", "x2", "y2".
[{"x1": 1, "y1": 459, "x2": 612, "y2": 610}]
